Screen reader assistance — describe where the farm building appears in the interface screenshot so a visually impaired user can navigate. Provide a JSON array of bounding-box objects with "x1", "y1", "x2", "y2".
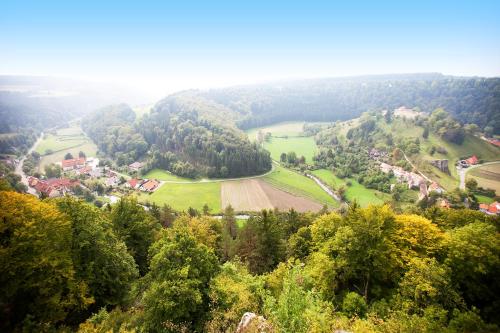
[
  {"x1": 61, "y1": 157, "x2": 86, "y2": 171},
  {"x1": 140, "y1": 179, "x2": 160, "y2": 192},
  {"x1": 129, "y1": 162, "x2": 144, "y2": 172},
  {"x1": 28, "y1": 176, "x2": 80, "y2": 197}
]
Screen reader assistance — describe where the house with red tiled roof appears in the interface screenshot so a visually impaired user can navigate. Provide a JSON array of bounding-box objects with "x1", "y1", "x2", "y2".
[
  {"x1": 488, "y1": 202, "x2": 500, "y2": 215},
  {"x1": 77, "y1": 166, "x2": 93, "y2": 176},
  {"x1": 127, "y1": 178, "x2": 142, "y2": 189},
  {"x1": 30, "y1": 177, "x2": 80, "y2": 197},
  {"x1": 486, "y1": 138, "x2": 500, "y2": 147},
  {"x1": 140, "y1": 179, "x2": 160, "y2": 192},
  {"x1": 62, "y1": 157, "x2": 86, "y2": 171},
  {"x1": 479, "y1": 203, "x2": 490, "y2": 213},
  {"x1": 465, "y1": 155, "x2": 478, "y2": 165}
]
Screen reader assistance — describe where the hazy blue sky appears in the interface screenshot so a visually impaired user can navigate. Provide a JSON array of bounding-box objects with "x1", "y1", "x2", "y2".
[{"x1": 1, "y1": 0, "x2": 499, "y2": 96}]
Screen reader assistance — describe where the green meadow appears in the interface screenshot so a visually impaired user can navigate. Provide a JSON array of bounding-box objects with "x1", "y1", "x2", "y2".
[
  {"x1": 263, "y1": 165, "x2": 338, "y2": 207},
  {"x1": 311, "y1": 169, "x2": 391, "y2": 207}
]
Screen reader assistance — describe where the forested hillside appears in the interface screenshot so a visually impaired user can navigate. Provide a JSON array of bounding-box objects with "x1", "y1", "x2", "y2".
[
  {"x1": 0, "y1": 76, "x2": 149, "y2": 155},
  {"x1": 1, "y1": 190, "x2": 499, "y2": 332},
  {"x1": 139, "y1": 96, "x2": 271, "y2": 178},
  {"x1": 81, "y1": 104, "x2": 149, "y2": 165},
  {"x1": 194, "y1": 73, "x2": 500, "y2": 134},
  {"x1": 82, "y1": 100, "x2": 272, "y2": 178}
]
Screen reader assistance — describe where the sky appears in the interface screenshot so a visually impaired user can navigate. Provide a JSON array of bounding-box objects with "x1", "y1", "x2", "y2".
[{"x1": 1, "y1": 0, "x2": 499, "y2": 98}]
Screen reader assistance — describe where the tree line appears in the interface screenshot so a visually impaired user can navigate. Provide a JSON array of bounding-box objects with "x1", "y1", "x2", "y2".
[
  {"x1": 195, "y1": 73, "x2": 500, "y2": 135},
  {"x1": 1, "y1": 188, "x2": 499, "y2": 332}
]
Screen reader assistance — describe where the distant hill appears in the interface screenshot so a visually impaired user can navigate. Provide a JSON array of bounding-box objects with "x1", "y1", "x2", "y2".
[
  {"x1": 180, "y1": 73, "x2": 500, "y2": 135},
  {"x1": 0, "y1": 76, "x2": 151, "y2": 154}
]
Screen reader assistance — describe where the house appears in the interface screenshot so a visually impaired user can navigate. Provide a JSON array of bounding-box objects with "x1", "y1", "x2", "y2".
[
  {"x1": 127, "y1": 178, "x2": 142, "y2": 189},
  {"x1": 479, "y1": 203, "x2": 490, "y2": 213},
  {"x1": 77, "y1": 166, "x2": 93, "y2": 176},
  {"x1": 61, "y1": 157, "x2": 86, "y2": 171},
  {"x1": 428, "y1": 182, "x2": 444, "y2": 194},
  {"x1": 465, "y1": 155, "x2": 478, "y2": 165},
  {"x1": 105, "y1": 176, "x2": 119, "y2": 187},
  {"x1": 140, "y1": 179, "x2": 160, "y2": 192},
  {"x1": 486, "y1": 202, "x2": 500, "y2": 215},
  {"x1": 30, "y1": 177, "x2": 80, "y2": 197},
  {"x1": 487, "y1": 138, "x2": 500, "y2": 147},
  {"x1": 129, "y1": 162, "x2": 143, "y2": 172}
]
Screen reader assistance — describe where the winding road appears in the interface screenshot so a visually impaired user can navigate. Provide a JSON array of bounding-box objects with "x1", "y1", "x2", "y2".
[
  {"x1": 458, "y1": 161, "x2": 500, "y2": 190},
  {"x1": 15, "y1": 132, "x2": 43, "y2": 196}
]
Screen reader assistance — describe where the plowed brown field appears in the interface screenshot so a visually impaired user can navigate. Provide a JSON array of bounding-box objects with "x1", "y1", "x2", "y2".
[{"x1": 221, "y1": 179, "x2": 323, "y2": 212}]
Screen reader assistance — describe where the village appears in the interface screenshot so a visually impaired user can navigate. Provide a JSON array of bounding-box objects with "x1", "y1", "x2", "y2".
[{"x1": 26, "y1": 157, "x2": 161, "y2": 204}]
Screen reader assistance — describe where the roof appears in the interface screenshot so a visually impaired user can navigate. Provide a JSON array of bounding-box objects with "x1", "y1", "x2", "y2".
[
  {"x1": 488, "y1": 139, "x2": 500, "y2": 147},
  {"x1": 62, "y1": 157, "x2": 86, "y2": 168},
  {"x1": 479, "y1": 203, "x2": 489, "y2": 210},
  {"x1": 142, "y1": 179, "x2": 159, "y2": 191},
  {"x1": 128, "y1": 178, "x2": 140, "y2": 188},
  {"x1": 129, "y1": 162, "x2": 143, "y2": 168},
  {"x1": 466, "y1": 155, "x2": 478, "y2": 165}
]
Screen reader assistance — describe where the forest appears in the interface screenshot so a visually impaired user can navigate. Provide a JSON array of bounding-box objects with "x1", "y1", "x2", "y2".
[
  {"x1": 82, "y1": 100, "x2": 272, "y2": 178},
  {"x1": 138, "y1": 96, "x2": 271, "y2": 178},
  {"x1": 1, "y1": 186, "x2": 499, "y2": 333},
  {"x1": 195, "y1": 73, "x2": 500, "y2": 135}
]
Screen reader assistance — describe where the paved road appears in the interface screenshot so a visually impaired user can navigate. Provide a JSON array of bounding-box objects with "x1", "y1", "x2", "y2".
[
  {"x1": 306, "y1": 173, "x2": 342, "y2": 202},
  {"x1": 15, "y1": 132, "x2": 43, "y2": 196},
  {"x1": 156, "y1": 163, "x2": 277, "y2": 184},
  {"x1": 458, "y1": 160, "x2": 500, "y2": 190}
]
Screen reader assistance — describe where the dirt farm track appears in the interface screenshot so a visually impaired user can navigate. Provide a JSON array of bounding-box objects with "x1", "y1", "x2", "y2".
[{"x1": 221, "y1": 179, "x2": 323, "y2": 212}]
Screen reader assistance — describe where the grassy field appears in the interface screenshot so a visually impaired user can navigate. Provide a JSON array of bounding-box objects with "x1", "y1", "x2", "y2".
[
  {"x1": 264, "y1": 136, "x2": 317, "y2": 164},
  {"x1": 246, "y1": 122, "x2": 319, "y2": 163},
  {"x1": 36, "y1": 126, "x2": 89, "y2": 155},
  {"x1": 246, "y1": 122, "x2": 306, "y2": 141},
  {"x1": 311, "y1": 169, "x2": 390, "y2": 207},
  {"x1": 38, "y1": 142, "x2": 97, "y2": 172},
  {"x1": 468, "y1": 163, "x2": 500, "y2": 195},
  {"x1": 263, "y1": 165, "x2": 338, "y2": 207},
  {"x1": 143, "y1": 168, "x2": 193, "y2": 182},
  {"x1": 475, "y1": 195, "x2": 495, "y2": 204},
  {"x1": 139, "y1": 182, "x2": 221, "y2": 212}
]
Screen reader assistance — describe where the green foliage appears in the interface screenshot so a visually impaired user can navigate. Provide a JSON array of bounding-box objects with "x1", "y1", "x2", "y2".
[
  {"x1": 141, "y1": 227, "x2": 219, "y2": 332},
  {"x1": 0, "y1": 191, "x2": 91, "y2": 330},
  {"x1": 54, "y1": 197, "x2": 139, "y2": 311},
  {"x1": 342, "y1": 292, "x2": 368, "y2": 318},
  {"x1": 236, "y1": 210, "x2": 285, "y2": 274},
  {"x1": 264, "y1": 262, "x2": 334, "y2": 333},
  {"x1": 139, "y1": 97, "x2": 272, "y2": 178},
  {"x1": 205, "y1": 260, "x2": 263, "y2": 332},
  {"x1": 395, "y1": 257, "x2": 463, "y2": 314},
  {"x1": 444, "y1": 222, "x2": 500, "y2": 322},
  {"x1": 82, "y1": 104, "x2": 148, "y2": 165},
  {"x1": 110, "y1": 197, "x2": 161, "y2": 275},
  {"x1": 44, "y1": 162, "x2": 62, "y2": 178}
]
